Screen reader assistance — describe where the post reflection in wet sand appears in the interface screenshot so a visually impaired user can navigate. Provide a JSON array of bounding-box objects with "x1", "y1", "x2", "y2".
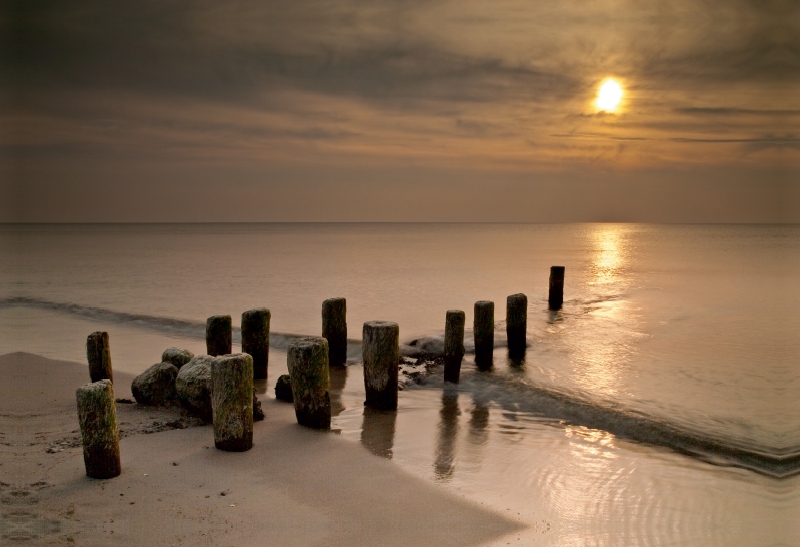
[
  {"x1": 253, "y1": 378, "x2": 268, "y2": 395},
  {"x1": 360, "y1": 406, "x2": 397, "y2": 459},
  {"x1": 434, "y1": 386, "x2": 461, "y2": 482},
  {"x1": 329, "y1": 364, "x2": 348, "y2": 417}
]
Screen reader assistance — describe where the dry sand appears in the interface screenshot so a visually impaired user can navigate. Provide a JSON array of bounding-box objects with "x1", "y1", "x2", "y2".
[{"x1": 0, "y1": 352, "x2": 523, "y2": 546}]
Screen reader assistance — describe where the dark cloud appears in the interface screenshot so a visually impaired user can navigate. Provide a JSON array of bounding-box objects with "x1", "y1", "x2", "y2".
[{"x1": 2, "y1": 0, "x2": 798, "y2": 222}]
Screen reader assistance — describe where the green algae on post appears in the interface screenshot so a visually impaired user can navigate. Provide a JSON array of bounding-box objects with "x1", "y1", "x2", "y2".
[
  {"x1": 473, "y1": 301, "x2": 494, "y2": 369},
  {"x1": 362, "y1": 321, "x2": 399, "y2": 411},
  {"x1": 86, "y1": 331, "x2": 113, "y2": 383},
  {"x1": 206, "y1": 315, "x2": 232, "y2": 356},
  {"x1": 322, "y1": 297, "x2": 347, "y2": 367},
  {"x1": 211, "y1": 353, "x2": 254, "y2": 452},
  {"x1": 76, "y1": 379, "x2": 121, "y2": 479},
  {"x1": 506, "y1": 293, "x2": 527, "y2": 358},
  {"x1": 287, "y1": 337, "x2": 331, "y2": 429},
  {"x1": 242, "y1": 308, "x2": 270, "y2": 379},
  {"x1": 443, "y1": 310, "x2": 465, "y2": 383}
]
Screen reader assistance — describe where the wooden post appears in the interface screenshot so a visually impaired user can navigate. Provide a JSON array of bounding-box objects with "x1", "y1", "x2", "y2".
[
  {"x1": 506, "y1": 293, "x2": 527, "y2": 357},
  {"x1": 322, "y1": 297, "x2": 347, "y2": 367},
  {"x1": 206, "y1": 315, "x2": 232, "y2": 357},
  {"x1": 443, "y1": 310, "x2": 465, "y2": 383},
  {"x1": 241, "y1": 308, "x2": 270, "y2": 379},
  {"x1": 473, "y1": 301, "x2": 494, "y2": 368},
  {"x1": 548, "y1": 266, "x2": 566, "y2": 310},
  {"x1": 362, "y1": 321, "x2": 399, "y2": 411},
  {"x1": 76, "y1": 379, "x2": 121, "y2": 479},
  {"x1": 86, "y1": 331, "x2": 113, "y2": 383},
  {"x1": 211, "y1": 353, "x2": 253, "y2": 451},
  {"x1": 287, "y1": 337, "x2": 331, "y2": 429}
]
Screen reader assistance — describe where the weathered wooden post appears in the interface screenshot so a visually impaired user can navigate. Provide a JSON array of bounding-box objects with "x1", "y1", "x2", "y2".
[
  {"x1": 548, "y1": 266, "x2": 566, "y2": 310},
  {"x1": 241, "y1": 308, "x2": 270, "y2": 379},
  {"x1": 362, "y1": 321, "x2": 399, "y2": 411},
  {"x1": 86, "y1": 331, "x2": 113, "y2": 383},
  {"x1": 206, "y1": 315, "x2": 232, "y2": 356},
  {"x1": 474, "y1": 301, "x2": 494, "y2": 368},
  {"x1": 287, "y1": 337, "x2": 331, "y2": 429},
  {"x1": 443, "y1": 310, "x2": 465, "y2": 383},
  {"x1": 76, "y1": 379, "x2": 121, "y2": 479},
  {"x1": 322, "y1": 297, "x2": 347, "y2": 367},
  {"x1": 211, "y1": 353, "x2": 253, "y2": 451},
  {"x1": 506, "y1": 293, "x2": 527, "y2": 357}
]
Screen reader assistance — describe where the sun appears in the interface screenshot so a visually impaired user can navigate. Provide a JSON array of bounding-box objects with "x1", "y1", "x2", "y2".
[{"x1": 595, "y1": 79, "x2": 623, "y2": 113}]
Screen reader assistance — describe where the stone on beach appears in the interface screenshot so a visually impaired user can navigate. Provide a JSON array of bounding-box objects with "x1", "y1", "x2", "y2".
[
  {"x1": 76, "y1": 379, "x2": 121, "y2": 479},
  {"x1": 161, "y1": 347, "x2": 195, "y2": 368},
  {"x1": 287, "y1": 337, "x2": 331, "y2": 429},
  {"x1": 275, "y1": 374, "x2": 293, "y2": 402},
  {"x1": 211, "y1": 353, "x2": 254, "y2": 451},
  {"x1": 176, "y1": 355, "x2": 215, "y2": 423},
  {"x1": 131, "y1": 362, "x2": 179, "y2": 406}
]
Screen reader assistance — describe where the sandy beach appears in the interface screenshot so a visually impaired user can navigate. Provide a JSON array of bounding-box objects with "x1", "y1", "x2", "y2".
[{"x1": 0, "y1": 352, "x2": 523, "y2": 546}]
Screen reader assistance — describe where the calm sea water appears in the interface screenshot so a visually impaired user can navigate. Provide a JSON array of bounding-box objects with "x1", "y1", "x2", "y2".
[{"x1": 2, "y1": 223, "x2": 798, "y2": 545}]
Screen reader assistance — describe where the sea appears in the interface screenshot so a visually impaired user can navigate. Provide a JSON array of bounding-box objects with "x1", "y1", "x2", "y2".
[{"x1": 1, "y1": 223, "x2": 798, "y2": 546}]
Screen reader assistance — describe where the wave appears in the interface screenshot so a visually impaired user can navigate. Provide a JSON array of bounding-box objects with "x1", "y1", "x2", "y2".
[
  {"x1": 4, "y1": 296, "x2": 797, "y2": 478},
  {"x1": 412, "y1": 370, "x2": 800, "y2": 479}
]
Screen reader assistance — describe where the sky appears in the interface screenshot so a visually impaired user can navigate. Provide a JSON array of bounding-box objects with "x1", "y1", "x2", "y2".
[{"x1": 2, "y1": 0, "x2": 799, "y2": 222}]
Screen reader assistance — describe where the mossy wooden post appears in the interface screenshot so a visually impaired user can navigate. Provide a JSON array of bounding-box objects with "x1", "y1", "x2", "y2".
[
  {"x1": 86, "y1": 331, "x2": 113, "y2": 383},
  {"x1": 474, "y1": 301, "x2": 494, "y2": 369},
  {"x1": 322, "y1": 297, "x2": 347, "y2": 367},
  {"x1": 548, "y1": 266, "x2": 566, "y2": 310},
  {"x1": 241, "y1": 308, "x2": 270, "y2": 379},
  {"x1": 362, "y1": 321, "x2": 399, "y2": 411},
  {"x1": 287, "y1": 337, "x2": 331, "y2": 429},
  {"x1": 76, "y1": 379, "x2": 121, "y2": 479},
  {"x1": 211, "y1": 353, "x2": 253, "y2": 452},
  {"x1": 206, "y1": 315, "x2": 232, "y2": 357},
  {"x1": 506, "y1": 293, "x2": 527, "y2": 358},
  {"x1": 443, "y1": 310, "x2": 465, "y2": 383}
]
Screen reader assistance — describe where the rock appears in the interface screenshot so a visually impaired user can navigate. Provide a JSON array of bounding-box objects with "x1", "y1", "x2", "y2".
[
  {"x1": 131, "y1": 362, "x2": 179, "y2": 406},
  {"x1": 176, "y1": 355, "x2": 264, "y2": 423},
  {"x1": 253, "y1": 389, "x2": 265, "y2": 421},
  {"x1": 274, "y1": 374, "x2": 293, "y2": 402},
  {"x1": 161, "y1": 347, "x2": 195, "y2": 368},
  {"x1": 175, "y1": 355, "x2": 215, "y2": 422}
]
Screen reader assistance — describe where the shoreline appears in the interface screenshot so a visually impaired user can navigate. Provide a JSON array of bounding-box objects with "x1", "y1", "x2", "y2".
[{"x1": 1, "y1": 352, "x2": 522, "y2": 546}]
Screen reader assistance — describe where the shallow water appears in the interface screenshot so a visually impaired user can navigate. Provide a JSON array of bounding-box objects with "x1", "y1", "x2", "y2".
[{"x1": 2, "y1": 223, "x2": 799, "y2": 544}]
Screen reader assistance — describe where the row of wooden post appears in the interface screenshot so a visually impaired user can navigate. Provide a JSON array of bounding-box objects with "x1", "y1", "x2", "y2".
[{"x1": 76, "y1": 267, "x2": 565, "y2": 479}]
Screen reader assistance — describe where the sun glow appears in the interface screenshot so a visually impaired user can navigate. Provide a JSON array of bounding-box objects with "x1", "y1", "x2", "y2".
[{"x1": 595, "y1": 79, "x2": 623, "y2": 112}]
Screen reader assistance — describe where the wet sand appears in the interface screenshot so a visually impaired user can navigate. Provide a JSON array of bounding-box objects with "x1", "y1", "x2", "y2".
[{"x1": 0, "y1": 352, "x2": 522, "y2": 546}]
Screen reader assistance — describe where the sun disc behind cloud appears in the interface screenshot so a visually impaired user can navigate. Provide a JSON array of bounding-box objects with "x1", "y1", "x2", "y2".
[{"x1": 596, "y1": 79, "x2": 623, "y2": 112}]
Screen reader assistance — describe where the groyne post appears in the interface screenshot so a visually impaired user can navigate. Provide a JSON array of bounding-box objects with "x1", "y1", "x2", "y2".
[
  {"x1": 322, "y1": 297, "x2": 347, "y2": 367},
  {"x1": 206, "y1": 315, "x2": 232, "y2": 356},
  {"x1": 362, "y1": 321, "x2": 399, "y2": 411},
  {"x1": 86, "y1": 331, "x2": 113, "y2": 383},
  {"x1": 548, "y1": 266, "x2": 566, "y2": 310},
  {"x1": 241, "y1": 308, "x2": 270, "y2": 379},
  {"x1": 211, "y1": 353, "x2": 254, "y2": 451},
  {"x1": 473, "y1": 301, "x2": 494, "y2": 368},
  {"x1": 443, "y1": 310, "x2": 465, "y2": 383},
  {"x1": 76, "y1": 379, "x2": 121, "y2": 479},
  {"x1": 506, "y1": 293, "x2": 527, "y2": 357},
  {"x1": 287, "y1": 337, "x2": 331, "y2": 429}
]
